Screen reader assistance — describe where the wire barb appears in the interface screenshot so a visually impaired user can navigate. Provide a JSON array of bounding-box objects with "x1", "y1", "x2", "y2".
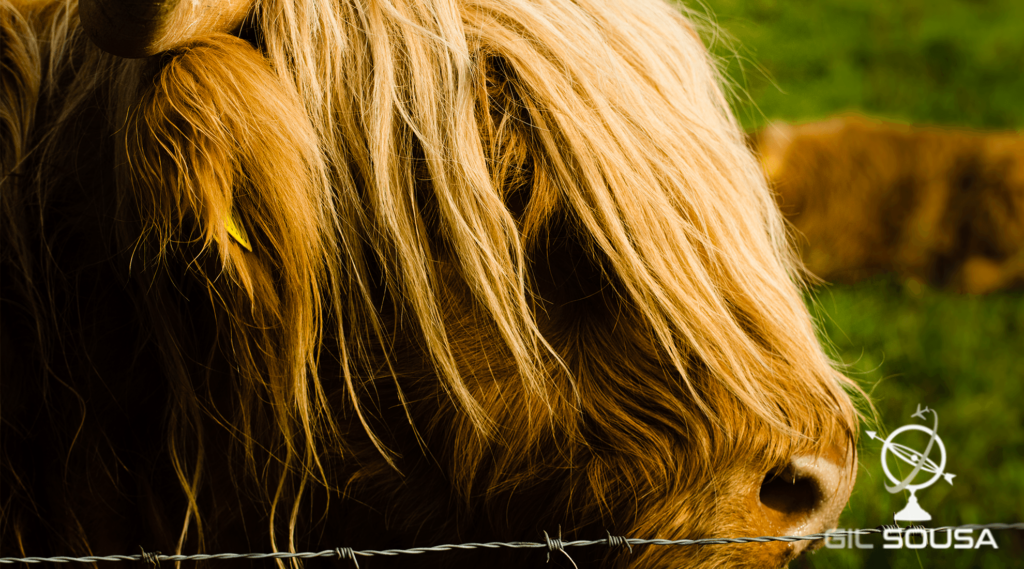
[
  {"x1": 543, "y1": 528, "x2": 578, "y2": 569},
  {"x1": 334, "y1": 547, "x2": 359, "y2": 568},
  {"x1": 137, "y1": 547, "x2": 161, "y2": 568},
  {"x1": 606, "y1": 531, "x2": 633, "y2": 553}
]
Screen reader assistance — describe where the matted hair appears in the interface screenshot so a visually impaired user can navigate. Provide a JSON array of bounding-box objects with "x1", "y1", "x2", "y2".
[{"x1": 2, "y1": 0, "x2": 859, "y2": 564}]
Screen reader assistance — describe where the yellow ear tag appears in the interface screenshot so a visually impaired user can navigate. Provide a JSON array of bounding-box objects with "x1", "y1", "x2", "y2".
[{"x1": 225, "y1": 207, "x2": 252, "y2": 252}]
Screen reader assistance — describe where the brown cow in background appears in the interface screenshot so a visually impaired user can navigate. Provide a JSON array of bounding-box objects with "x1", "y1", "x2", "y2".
[{"x1": 752, "y1": 116, "x2": 1024, "y2": 294}]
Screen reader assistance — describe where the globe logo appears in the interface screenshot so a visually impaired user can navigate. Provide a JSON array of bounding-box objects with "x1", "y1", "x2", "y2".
[{"x1": 866, "y1": 404, "x2": 956, "y2": 522}]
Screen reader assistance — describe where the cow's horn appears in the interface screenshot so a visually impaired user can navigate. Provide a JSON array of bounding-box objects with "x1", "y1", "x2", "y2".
[{"x1": 79, "y1": 0, "x2": 253, "y2": 58}]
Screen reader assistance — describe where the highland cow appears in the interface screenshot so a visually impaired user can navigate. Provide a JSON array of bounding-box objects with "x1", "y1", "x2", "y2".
[
  {"x1": 2, "y1": 1, "x2": 860, "y2": 567},
  {"x1": 754, "y1": 115, "x2": 1024, "y2": 293}
]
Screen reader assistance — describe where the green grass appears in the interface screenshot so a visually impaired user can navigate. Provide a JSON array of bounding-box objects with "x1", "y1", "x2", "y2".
[
  {"x1": 702, "y1": 0, "x2": 1024, "y2": 131},
  {"x1": 693, "y1": 0, "x2": 1024, "y2": 566}
]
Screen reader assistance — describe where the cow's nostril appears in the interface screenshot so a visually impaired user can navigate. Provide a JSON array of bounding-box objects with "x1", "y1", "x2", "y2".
[
  {"x1": 759, "y1": 466, "x2": 820, "y2": 518},
  {"x1": 748, "y1": 453, "x2": 855, "y2": 563},
  {"x1": 756, "y1": 453, "x2": 854, "y2": 552}
]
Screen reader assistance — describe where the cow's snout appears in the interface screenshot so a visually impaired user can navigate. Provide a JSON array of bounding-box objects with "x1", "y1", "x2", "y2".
[{"x1": 755, "y1": 449, "x2": 856, "y2": 558}]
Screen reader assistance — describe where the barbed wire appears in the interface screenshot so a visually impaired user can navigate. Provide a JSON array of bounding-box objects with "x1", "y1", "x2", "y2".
[{"x1": 2, "y1": 523, "x2": 1020, "y2": 565}]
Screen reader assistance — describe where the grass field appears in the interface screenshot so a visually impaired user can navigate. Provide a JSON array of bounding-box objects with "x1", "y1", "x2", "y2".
[{"x1": 697, "y1": 1, "x2": 1024, "y2": 567}]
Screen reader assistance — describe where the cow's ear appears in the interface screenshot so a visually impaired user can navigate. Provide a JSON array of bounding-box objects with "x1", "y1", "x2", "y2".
[
  {"x1": 79, "y1": 0, "x2": 253, "y2": 58},
  {"x1": 123, "y1": 33, "x2": 331, "y2": 307}
]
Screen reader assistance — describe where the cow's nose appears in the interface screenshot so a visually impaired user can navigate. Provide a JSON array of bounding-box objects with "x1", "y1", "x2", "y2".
[{"x1": 757, "y1": 451, "x2": 856, "y2": 556}]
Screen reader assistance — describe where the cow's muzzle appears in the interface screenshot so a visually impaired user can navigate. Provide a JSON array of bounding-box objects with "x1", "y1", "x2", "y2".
[{"x1": 755, "y1": 447, "x2": 857, "y2": 561}]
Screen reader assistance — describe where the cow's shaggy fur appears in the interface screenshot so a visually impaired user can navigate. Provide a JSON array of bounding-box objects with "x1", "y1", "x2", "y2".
[
  {"x1": 2, "y1": 1, "x2": 859, "y2": 567},
  {"x1": 754, "y1": 115, "x2": 1024, "y2": 293}
]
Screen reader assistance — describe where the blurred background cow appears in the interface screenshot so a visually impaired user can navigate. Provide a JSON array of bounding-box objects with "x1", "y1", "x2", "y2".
[
  {"x1": 752, "y1": 115, "x2": 1024, "y2": 294},
  {"x1": 2, "y1": 1, "x2": 860, "y2": 568}
]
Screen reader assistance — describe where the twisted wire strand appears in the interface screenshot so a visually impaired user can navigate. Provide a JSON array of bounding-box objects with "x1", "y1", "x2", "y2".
[{"x1": 1, "y1": 523, "x2": 1021, "y2": 564}]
